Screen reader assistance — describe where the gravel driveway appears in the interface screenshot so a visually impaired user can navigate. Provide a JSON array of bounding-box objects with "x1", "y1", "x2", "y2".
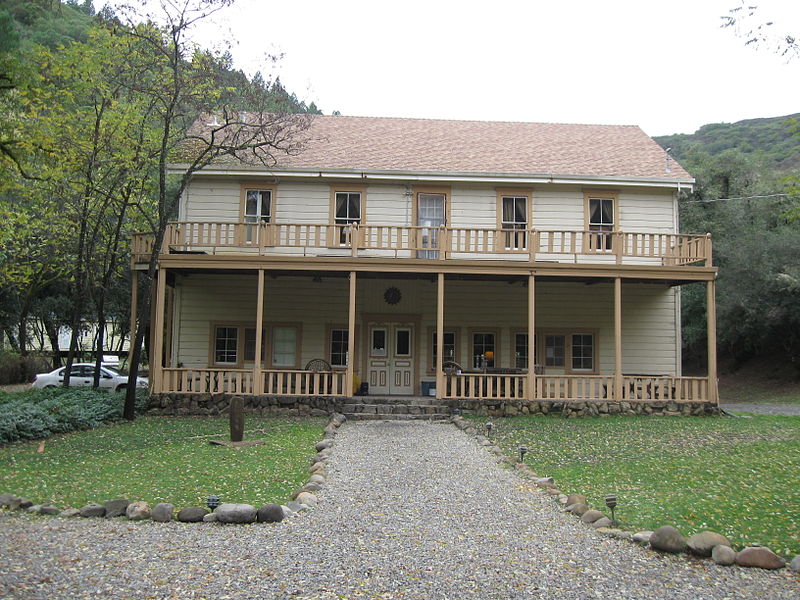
[
  {"x1": 1, "y1": 420, "x2": 798, "y2": 599},
  {"x1": 720, "y1": 403, "x2": 800, "y2": 416}
]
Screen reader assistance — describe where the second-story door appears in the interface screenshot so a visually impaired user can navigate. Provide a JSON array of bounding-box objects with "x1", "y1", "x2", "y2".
[
  {"x1": 366, "y1": 321, "x2": 415, "y2": 395},
  {"x1": 417, "y1": 193, "x2": 445, "y2": 259}
]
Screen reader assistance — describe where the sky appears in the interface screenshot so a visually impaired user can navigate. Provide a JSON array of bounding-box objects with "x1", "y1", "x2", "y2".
[{"x1": 160, "y1": 0, "x2": 799, "y2": 137}]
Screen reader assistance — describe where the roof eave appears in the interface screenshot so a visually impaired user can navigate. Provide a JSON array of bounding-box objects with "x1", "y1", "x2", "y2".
[{"x1": 167, "y1": 164, "x2": 695, "y2": 189}]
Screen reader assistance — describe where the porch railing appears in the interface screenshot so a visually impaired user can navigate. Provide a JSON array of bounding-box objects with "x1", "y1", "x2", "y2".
[
  {"x1": 132, "y1": 222, "x2": 711, "y2": 267},
  {"x1": 160, "y1": 367, "x2": 348, "y2": 396}
]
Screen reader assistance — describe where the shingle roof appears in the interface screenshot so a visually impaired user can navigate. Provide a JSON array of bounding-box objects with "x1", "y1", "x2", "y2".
[{"x1": 202, "y1": 115, "x2": 693, "y2": 181}]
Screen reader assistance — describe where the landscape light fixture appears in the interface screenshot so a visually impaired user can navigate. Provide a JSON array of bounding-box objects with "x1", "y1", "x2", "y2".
[
  {"x1": 605, "y1": 494, "x2": 617, "y2": 524},
  {"x1": 519, "y1": 445, "x2": 528, "y2": 462},
  {"x1": 486, "y1": 422, "x2": 493, "y2": 437},
  {"x1": 207, "y1": 495, "x2": 220, "y2": 511}
]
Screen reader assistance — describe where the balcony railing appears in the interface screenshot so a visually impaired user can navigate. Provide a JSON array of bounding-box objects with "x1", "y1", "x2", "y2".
[{"x1": 132, "y1": 222, "x2": 712, "y2": 267}]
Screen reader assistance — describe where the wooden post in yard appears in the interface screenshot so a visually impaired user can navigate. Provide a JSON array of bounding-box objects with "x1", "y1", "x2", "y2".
[
  {"x1": 152, "y1": 268, "x2": 167, "y2": 393},
  {"x1": 229, "y1": 396, "x2": 244, "y2": 442}
]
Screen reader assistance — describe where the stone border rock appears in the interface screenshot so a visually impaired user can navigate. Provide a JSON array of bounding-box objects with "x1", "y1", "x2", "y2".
[
  {"x1": 0, "y1": 413, "x2": 347, "y2": 527},
  {"x1": 449, "y1": 414, "x2": 796, "y2": 572}
]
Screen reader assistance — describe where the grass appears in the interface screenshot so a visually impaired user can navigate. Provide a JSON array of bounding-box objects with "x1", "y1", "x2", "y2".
[
  {"x1": 0, "y1": 416, "x2": 326, "y2": 510},
  {"x1": 470, "y1": 413, "x2": 800, "y2": 557}
]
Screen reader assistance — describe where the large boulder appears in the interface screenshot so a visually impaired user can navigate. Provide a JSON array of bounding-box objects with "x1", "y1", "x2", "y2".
[
  {"x1": 735, "y1": 547, "x2": 786, "y2": 570},
  {"x1": 177, "y1": 507, "x2": 209, "y2": 523},
  {"x1": 712, "y1": 545, "x2": 736, "y2": 566},
  {"x1": 104, "y1": 498, "x2": 130, "y2": 518},
  {"x1": 126, "y1": 501, "x2": 151, "y2": 521},
  {"x1": 580, "y1": 509, "x2": 605, "y2": 524},
  {"x1": 686, "y1": 531, "x2": 731, "y2": 557},
  {"x1": 215, "y1": 503, "x2": 257, "y2": 524},
  {"x1": 256, "y1": 504, "x2": 285, "y2": 523},
  {"x1": 151, "y1": 503, "x2": 174, "y2": 523},
  {"x1": 79, "y1": 503, "x2": 106, "y2": 518},
  {"x1": 649, "y1": 526, "x2": 687, "y2": 554}
]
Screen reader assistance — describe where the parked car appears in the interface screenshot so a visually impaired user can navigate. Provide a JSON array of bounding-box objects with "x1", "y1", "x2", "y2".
[{"x1": 31, "y1": 364, "x2": 149, "y2": 392}]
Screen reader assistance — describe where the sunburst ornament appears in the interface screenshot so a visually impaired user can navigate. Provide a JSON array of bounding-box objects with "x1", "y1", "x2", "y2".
[{"x1": 383, "y1": 286, "x2": 402, "y2": 305}]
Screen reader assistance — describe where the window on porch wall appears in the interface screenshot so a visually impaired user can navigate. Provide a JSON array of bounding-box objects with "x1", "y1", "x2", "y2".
[
  {"x1": 334, "y1": 192, "x2": 361, "y2": 245},
  {"x1": 544, "y1": 335, "x2": 565, "y2": 368},
  {"x1": 571, "y1": 333, "x2": 594, "y2": 371},
  {"x1": 272, "y1": 327, "x2": 297, "y2": 367},
  {"x1": 214, "y1": 326, "x2": 238, "y2": 364},
  {"x1": 243, "y1": 328, "x2": 267, "y2": 363},
  {"x1": 432, "y1": 331, "x2": 456, "y2": 368},
  {"x1": 472, "y1": 333, "x2": 495, "y2": 369},
  {"x1": 502, "y1": 196, "x2": 527, "y2": 250},
  {"x1": 330, "y1": 329, "x2": 348, "y2": 367},
  {"x1": 514, "y1": 333, "x2": 537, "y2": 369}
]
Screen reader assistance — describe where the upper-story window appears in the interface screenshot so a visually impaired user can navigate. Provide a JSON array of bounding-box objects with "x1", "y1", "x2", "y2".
[
  {"x1": 500, "y1": 194, "x2": 528, "y2": 250},
  {"x1": 585, "y1": 192, "x2": 617, "y2": 251},
  {"x1": 241, "y1": 186, "x2": 274, "y2": 244},
  {"x1": 334, "y1": 191, "x2": 361, "y2": 244}
]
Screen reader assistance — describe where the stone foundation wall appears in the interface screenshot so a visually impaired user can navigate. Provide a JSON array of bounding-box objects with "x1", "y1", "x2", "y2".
[
  {"x1": 148, "y1": 393, "x2": 343, "y2": 417},
  {"x1": 149, "y1": 394, "x2": 719, "y2": 418},
  {"x1": 447, "y1": 399, "x2": 720, "y2": 418}
]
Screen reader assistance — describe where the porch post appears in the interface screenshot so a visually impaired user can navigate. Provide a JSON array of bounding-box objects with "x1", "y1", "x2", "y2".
[
  {"x1": 436, "y1": 273, "x2": 445, "y2": 399},
  {"x1": 254, "y1": 269, "x2": 265, "y2": 395},
  {"x1": 152, "y1": 267, "x2": 167, "y2": 393},
  {"x1": 614, "y1": 277, "x2": 623, "y2": 402},
  {"x1": 527, "y1": 274, "x2": 536, "y2": 402},
  {"x1": 346, "y1": 271, "x2": 357, "y2": 396},
  {"x1": 128, "y1": 271, "x2": 138, "y2": 368},
  {"x1": 706, "y1": 279, "x2": 718, "y2": 404}
]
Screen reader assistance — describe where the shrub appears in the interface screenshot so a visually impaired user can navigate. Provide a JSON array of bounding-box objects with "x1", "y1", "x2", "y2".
[
  {"x1": 0, "y1": 387, "x2": 149, "y2": 445},
  {"x1": 0, "y1": 352, "x2": 51, "y2": 385}
]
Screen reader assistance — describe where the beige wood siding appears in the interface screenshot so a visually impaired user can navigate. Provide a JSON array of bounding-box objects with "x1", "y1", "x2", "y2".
[{"x1": 173, "y1": 275, "x2": 678, "y2": 377}]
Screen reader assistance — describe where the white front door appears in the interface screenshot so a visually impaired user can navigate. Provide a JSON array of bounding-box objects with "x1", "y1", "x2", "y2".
[{"x1": 367, "y1": 321, "x2": 415, "y2": 394}]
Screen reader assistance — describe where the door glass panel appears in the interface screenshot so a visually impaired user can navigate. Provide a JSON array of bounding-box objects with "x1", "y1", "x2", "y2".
[
  {"x1": 395, "y1": 329, "x2": 411, "y2": 356},
  {"x1": 418, "y1": 193, "x2": 445, "y2": 258},
  {"x1": 371, "y1": 329, "x2": 387, "y2": 356}
]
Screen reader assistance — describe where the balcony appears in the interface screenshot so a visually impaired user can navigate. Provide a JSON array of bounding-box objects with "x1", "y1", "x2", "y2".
[{"x1": 132, "y1": 222, "x2": 711, "y2": 268}]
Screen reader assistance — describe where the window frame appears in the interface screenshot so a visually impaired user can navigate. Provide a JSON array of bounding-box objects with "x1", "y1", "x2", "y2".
[
  {"x1": 427, "y1": 327, "x2": 459, "y2": 373},
  {"x1": 240, "y1": 183, "x2": 276, "y2": 223},
  {"x1": 496, "y1": 188, "x2": 532, "y2": 250},
  {"x1": 511, "y1": 330, "x2": 537, "y2": 370},
  {"x1": 537, "y1": 328, "x2": 600, "y2": 374},
  {"x1": 469, "y1": 329, "x2": 499, "y2": 370},
  {"x1": 327, "y1": 325, "x2": 349, "y2": 369},
  {"x1": 209, "y1": 321, "x2": 301, "y2": 369},
  {"x1": 583, "y1": 190, "x2": 619, "y2": 251},
  {"x1": 329, "y1": 185, "x2": 366, "y2": 247}
]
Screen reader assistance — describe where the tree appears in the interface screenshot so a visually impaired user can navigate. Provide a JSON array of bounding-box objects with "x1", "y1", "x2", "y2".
[{"x1": 111, "y1": 0, "x2": 312, "y2": 419}]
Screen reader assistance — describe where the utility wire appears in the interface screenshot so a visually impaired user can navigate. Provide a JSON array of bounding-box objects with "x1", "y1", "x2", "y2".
[{"x1": 682, "y1": 193, "x2": 794, "y2": 204}]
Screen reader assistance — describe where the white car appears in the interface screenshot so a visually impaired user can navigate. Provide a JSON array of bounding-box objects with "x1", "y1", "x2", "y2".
[{"x1": 31, "y1": 363, "x2": 149, "y2": 392}]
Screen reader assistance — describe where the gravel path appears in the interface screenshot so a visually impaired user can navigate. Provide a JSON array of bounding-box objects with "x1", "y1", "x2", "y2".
[
  {"x1": 1, "y1": 420, "x2": 798, "y2": 599},
  {"x1": 720, "y1": 403, "x2": 800, "y2": 416}
]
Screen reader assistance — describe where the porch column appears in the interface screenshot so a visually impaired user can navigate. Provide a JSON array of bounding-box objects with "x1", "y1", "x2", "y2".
[
  {"x1": 527, "y1": 274, "x2": 536, "y2": 402},
  {"x1": 152, "y1": 267, "x2": 167, "y2": 393},
  {"x1": 707, "y1": 279, "x2": 718, "y2": 404},
  {"x1": 254, "y1": 269, "x2": 265, "y2": 395},
  {"x1": 346, "y1": 271, "x2": 357, "y2": 396},
  {"x1": 436, "y1": 273, "x2": 445, "y2": 399},
  {"x1": 614, "y1": 277, "x2": 623, "y2": 402},
  {"x1": 128, "y1": 271, "x2": 138, "y2": 368}
]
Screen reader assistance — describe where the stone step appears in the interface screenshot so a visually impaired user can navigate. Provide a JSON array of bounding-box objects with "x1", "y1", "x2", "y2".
[
  {"x1": 344, "y1": 412, "x2": 451, "y2": 421},
  {"x1": 354, "y1": 396, "x2": 451, "y2": 406},
  {"x1": 342, "y1": 403, "x2": 452, "y2": 416}
]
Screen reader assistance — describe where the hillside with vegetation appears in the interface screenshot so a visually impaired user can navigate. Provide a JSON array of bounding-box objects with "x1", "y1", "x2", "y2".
[
  {"x1": 653, "y1": 115, "x2": 800, "y2": 379},
  {"x1": 655, "y1": 113, "x2": 800, "y2": 171}
]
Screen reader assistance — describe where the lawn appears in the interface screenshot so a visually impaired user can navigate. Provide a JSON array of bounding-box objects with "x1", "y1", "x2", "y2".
[
  {"x1": 470, "y1": 413, "x2": 800, "y2": 557},
  {"x1": 0, "y1": 416, "x2": 326, "y2": 510}
]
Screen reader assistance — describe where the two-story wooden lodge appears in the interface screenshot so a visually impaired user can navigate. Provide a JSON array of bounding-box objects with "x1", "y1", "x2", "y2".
[{"x1": 133, "y1": 115, "x2": 718, "y2": 411}]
